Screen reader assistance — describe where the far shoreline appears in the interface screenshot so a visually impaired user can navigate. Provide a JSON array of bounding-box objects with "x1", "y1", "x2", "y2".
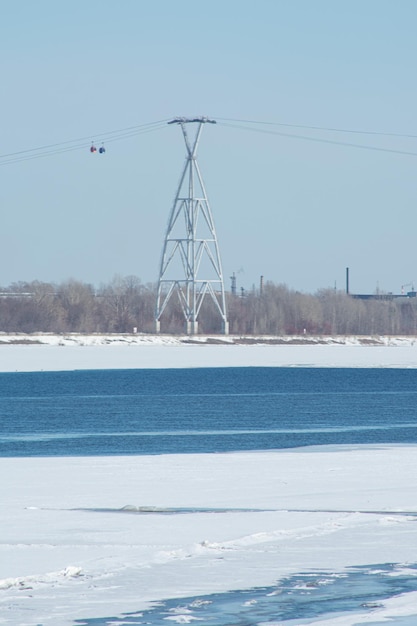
[
  {"x1": 0, "y1": 332, "x2": 416, "y2": 346},
  {"x1": 0, "y1": 333, "x2": 417, "y2": 371}
]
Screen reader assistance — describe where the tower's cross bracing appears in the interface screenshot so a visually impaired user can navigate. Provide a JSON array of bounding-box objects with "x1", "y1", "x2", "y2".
[{"x1": 155, "y1": 117, "x2": 229, "y2": 335}]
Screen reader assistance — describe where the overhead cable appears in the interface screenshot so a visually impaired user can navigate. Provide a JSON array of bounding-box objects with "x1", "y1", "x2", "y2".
[
  {"x1": 0, "y1": 119, "x2": 170, "y2": 166},
  {"x1": 216, "y1": 117, "x2": 417, "y2": 140},
  {"x1": 217, "y1": 121, "x2": 417, "y2": 158}
]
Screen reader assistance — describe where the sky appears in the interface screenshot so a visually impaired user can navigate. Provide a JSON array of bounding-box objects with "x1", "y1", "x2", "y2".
[{"x1": 2, "y1": 0, "x2": 417, "y2": 295}]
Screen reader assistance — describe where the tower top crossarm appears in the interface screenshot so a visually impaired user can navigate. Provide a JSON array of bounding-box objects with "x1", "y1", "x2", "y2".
[{"x1": 168, "y1": 116, "x2": 217, "y2": 125}]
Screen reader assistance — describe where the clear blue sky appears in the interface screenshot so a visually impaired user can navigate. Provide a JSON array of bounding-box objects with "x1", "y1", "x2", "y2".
[{"x1": 2, "y1": 0, "x2": 417, "y2": 294}]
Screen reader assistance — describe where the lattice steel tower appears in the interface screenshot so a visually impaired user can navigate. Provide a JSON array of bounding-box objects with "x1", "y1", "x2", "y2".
[{"x1": 155, "y1": 117, "x2": 229, "y2": 335}]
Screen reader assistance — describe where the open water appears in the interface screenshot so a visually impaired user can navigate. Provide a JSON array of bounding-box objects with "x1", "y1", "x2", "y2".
[
  {"x1": 75, "y1": 562, "x2": 417, "y2": 626},
  {"x1": 1, "y1": 367, "x2": 417, "y2": 457}
]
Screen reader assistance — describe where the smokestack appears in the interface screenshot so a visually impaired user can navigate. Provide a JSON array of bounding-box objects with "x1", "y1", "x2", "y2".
[
  {"x1": 230, "y1": 272, "x2": 237, "y2": 296},
  {"x1": 346, "y1": 267, "x2": 350, "y2": 295}
]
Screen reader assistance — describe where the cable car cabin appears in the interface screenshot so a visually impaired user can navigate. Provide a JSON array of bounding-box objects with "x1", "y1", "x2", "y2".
[
  {"x1": 90, "y1": 144, "x2": 97, "y2": 153},
  {"x1": 99, "y1": 146, "x2": 106, "y2": 154}
]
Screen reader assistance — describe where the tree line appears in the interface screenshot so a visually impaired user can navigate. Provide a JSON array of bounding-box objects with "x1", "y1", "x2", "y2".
[{"x1": 0, "y1": 276, "x2": 416, "y2": 335}]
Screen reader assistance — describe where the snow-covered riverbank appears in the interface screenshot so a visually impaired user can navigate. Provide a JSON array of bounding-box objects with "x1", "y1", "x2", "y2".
[{"x1": 0, "y1": 333, "x2": 417, "y2": 371}]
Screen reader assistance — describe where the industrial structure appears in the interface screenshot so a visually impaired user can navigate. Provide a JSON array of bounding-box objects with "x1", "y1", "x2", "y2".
[
  {"x1": 345, "y1": 267, "x2": 417, "y2": 300},
  {"x1": 155, "y1": 117, "x2": 229, "y2": 335}
]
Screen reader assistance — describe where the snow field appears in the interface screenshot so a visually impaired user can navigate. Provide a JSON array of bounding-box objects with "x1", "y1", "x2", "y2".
[
  {"x1": 1, "y1": 446, "x2": 417, "y2": 624},
  {"x1": 1, "y1": 334, "x2": 417, "y2": 371}
]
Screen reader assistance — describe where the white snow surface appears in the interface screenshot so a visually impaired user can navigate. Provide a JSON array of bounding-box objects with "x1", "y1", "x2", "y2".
[
  {"x1": 2, "y1": 336, "x2": 417, "y2": 625},
  {"x1": 2, "y1": 448, "x2": 417, "y2": 625},
  {"x1": 1, "y1": 332, "x2": 417, "y2": 371}
]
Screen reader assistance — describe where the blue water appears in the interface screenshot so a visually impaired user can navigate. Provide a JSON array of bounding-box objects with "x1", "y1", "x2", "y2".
[
  {"x1": 1, "y1": 367, "x2": 417, "y2": 456},
  {"x1": 74, "y1": 562, "x2": 417, "y2": 626}
]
